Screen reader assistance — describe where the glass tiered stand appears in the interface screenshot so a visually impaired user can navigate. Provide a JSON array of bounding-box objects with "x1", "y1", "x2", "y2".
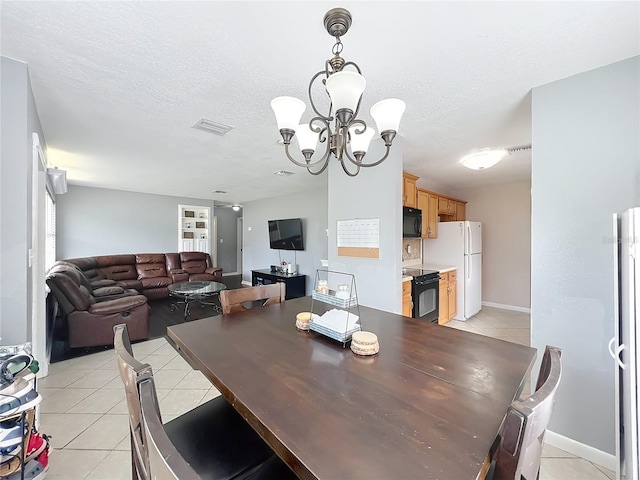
[{"x1": 310, "y1": 270, "x2": 361, "y2": 347}]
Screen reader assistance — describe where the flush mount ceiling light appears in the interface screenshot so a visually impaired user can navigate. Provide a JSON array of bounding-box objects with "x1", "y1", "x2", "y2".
[
  {"x1": 271, "y1": 8, "x2": 406, "y2": 177},
  {"x1": 461, "y1": 145, "x2": 532, "y2": 170}
]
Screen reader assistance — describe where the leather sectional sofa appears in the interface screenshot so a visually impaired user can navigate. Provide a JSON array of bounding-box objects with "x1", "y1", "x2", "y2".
[
  {"x1": 46, "y1": 252, "x2": 221, "y2": 349},
  {"x1": 64, "y1": 252, "x2": 222, "y2": 299}
]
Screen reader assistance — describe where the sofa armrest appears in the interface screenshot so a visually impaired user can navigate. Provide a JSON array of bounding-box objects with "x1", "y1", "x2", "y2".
[
  {"x1": 91, "y1": 279, "x2": 117, "y2": 287},
  {"x1": 93, "y1": 286, "x2": 125, "y2": 297},
  {"x1": 88, "y1": 295, "x2": 147, "y2": 315},
  {"x1": 205, "y1": 267, "x2": 222, "y2": 275},
  {"x1": 169, "y1": 269, "x2": 189, "y2": 282}
]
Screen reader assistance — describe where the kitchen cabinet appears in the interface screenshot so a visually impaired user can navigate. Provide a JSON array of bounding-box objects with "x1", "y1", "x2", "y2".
[
  {"x1": 402, "y1": 172, "x2": 418, "y2": 208},
  {"x1": 438, "y1": 196, "x2": 457, "y2": 216},
  {"x1": 455, "y1": 202, "x2": 466, "y2": 221},
  {"x1": 417, "y1": 189, "x2": 438, "y2": 239},
  {"x1": 438, "y1": 269, "x2": 457, "y2": 324},
  {"x1": 402, "y1": 280, "x2": 412, "y2": 317}
]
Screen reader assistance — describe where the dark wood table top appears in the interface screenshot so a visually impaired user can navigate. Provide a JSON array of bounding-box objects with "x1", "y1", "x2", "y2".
[{"x1": 167, "y1": 297, "x2": 536, "y2": 480}]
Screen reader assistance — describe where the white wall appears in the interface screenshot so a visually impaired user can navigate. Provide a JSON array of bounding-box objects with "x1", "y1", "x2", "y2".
[
  {"x1": 0, "y1": 57, "x2": 46, "y2": 343},
  {"x1": 328, "y1": 138, "x2": 403, "y2": 313},
  {"x1": 531, "y1": 56, "x2": 639, "y2": 455},
  {"x1": 57, "y1": 186, "x2": 214, "y2": 259},
  {"x1": 242, "y1": 188, "x2": 328, "y2": 294},
  {"x1": 452, "y1": 181, "x2": 531, "y2": 309}
]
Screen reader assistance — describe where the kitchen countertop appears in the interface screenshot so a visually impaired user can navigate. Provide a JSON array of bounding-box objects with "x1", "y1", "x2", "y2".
[
  {"x1": 401, "y1": 263, "x2": 456, "y2": 281},
  {"x1": 419, "y1": 263, "x2": 456, "y2": 274}
]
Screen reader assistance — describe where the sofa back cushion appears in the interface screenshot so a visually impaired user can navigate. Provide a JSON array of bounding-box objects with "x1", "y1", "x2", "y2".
[
  {"x1": 136, "y1": 254, "x2": 168, "y2": 279},
  {"x1": 165, "y1": 253, "x2": 181, "y2": 272},
  {"x1": 179, "y1": 252, "x2": 210, "y2": 275},
  {"x1": 92, "y1": 255, "x2": 138, "y2": 281},
  {"x1": 47, "y1": 270, "x2": 92, "y2": 312}
]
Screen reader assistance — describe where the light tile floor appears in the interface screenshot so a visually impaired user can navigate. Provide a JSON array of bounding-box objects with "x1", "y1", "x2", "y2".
[{"x1": 36, "y1": 306, "x2": 615, "y2": 479}]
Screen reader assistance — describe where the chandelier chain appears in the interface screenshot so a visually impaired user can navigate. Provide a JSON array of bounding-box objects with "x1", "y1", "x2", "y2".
[{"x1": 332, "y1": 37, "x2": 343, "y2": 56}]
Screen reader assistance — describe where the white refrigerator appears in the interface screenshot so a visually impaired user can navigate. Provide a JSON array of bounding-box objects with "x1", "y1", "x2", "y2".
[
  {"x1": 423, "y1": 221, "x2": 482, "y2": 321},
  {"x1": 611, "y1": 207, "x2": 639, "y2": 480}
]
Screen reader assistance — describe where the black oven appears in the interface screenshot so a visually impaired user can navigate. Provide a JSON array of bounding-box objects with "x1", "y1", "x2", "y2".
[{"x1": 406, "y1": 269, "x2": 440, "y2": 322}]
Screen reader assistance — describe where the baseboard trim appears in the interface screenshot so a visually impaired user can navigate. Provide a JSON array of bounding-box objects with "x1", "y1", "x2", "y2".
[
  {"x1": 222, "y1": 271, "x2": 240, "y2": 276},
  {"x1": 481, "y1": 301, "x2": 531, "y2": 314},
  {"x1": 545, "y1": 430, "x2": 616, "y2": 471},
  {"x1": 241, "y1": 280, "x2": 251, "y2": 286}
]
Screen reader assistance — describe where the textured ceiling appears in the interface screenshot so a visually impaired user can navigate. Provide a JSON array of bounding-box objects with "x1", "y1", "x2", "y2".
[{"x1": 2, "y1": 1, "x2": 638, "y2": 203}]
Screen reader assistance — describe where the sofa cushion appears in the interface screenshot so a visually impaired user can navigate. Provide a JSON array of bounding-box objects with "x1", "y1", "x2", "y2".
[
  {"x1": 180, "y1": 252, "x2": 209, "y2": 275},
  {"x1": 136, "y1": 254, "x2": 168, "y2": 280},
  {"x1": 140, "y1": 276, "x2": 172, "y2": 289},
  {"x1": 102, "y1": 264, "x2": 138, "y2": 281}
]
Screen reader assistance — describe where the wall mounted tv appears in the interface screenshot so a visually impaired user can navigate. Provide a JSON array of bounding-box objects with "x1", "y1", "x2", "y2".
[{"x1": 268, "y1": 218, "x2": 304, "y2": 251}]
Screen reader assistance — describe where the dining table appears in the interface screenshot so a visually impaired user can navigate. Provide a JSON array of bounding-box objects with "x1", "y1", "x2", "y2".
[{"x1": 167, "y1": 296, "x2": 536, "y2": 480}]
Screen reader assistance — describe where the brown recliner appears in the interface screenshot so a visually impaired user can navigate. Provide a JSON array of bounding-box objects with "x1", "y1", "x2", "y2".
[
  {"x1": 179, "y1": 252, "x2": 222, "y2": 282},
  {"x1": 46, "y1": 268, "x2": 149, "y2": 348}
]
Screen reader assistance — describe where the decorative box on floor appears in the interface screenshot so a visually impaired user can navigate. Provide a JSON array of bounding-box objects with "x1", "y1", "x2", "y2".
[{"x1": 310, "y1": 270, "x2": 361, "y2": 347}]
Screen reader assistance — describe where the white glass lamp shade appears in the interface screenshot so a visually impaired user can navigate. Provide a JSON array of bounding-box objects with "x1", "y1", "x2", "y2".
[
  {"x1": 295, "y1": 124, "x2": 319, "y2": 152},
  {"x1": 370, "y1": 98, "x2": 406, "y2": 133},
  {"x1": 460, "y1": 149, "x2": 508, "y2": 170},
  {"x1": 271, "y1": 96, "x2": 306, "y2": 131},
  {"x1": 325, "y1": 71, "x2": 366, "y2": 112},
  {"x1": 348, "y1": 125, "x2": 375, "y2": 153}
]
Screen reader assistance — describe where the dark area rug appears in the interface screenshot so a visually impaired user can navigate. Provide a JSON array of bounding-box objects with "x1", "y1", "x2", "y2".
[{"x1": 50, "y1": 274, "x2": 243, "y2": 363}]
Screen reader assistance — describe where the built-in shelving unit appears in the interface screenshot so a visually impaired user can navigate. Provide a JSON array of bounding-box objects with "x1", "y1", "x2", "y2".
[{"x1": 178, "y1": 205, "x2": 211, "y2": 254}]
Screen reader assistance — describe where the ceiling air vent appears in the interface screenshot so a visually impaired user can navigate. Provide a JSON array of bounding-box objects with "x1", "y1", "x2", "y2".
[
  {"x1": 192, "y1": 118, "x2": 234, "y2": 136},
  {"x1": 273, "y1": 170, "x2": 295, "y2": 177},
  {"x1": 212, "y1": 190, "x2": 227, "y2": 194}
]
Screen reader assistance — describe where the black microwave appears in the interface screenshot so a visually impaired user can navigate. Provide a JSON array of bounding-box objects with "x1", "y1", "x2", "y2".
[{"x1": 403, "y1": 207, "x2": 422, "y2": 237}]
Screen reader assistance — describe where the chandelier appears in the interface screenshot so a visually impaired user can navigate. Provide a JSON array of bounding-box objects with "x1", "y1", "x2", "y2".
[{"x1": 271, "y1": 8, "x2": 406, "y2": 177}]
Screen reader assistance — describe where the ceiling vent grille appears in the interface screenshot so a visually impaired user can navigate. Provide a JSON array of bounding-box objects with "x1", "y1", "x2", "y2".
[
  {"x1": 192, "y1": 118, "x2": 234, "y2": 136},
  {"x1": 273, "y1": 170, "x2": 295, "y2": 177}
]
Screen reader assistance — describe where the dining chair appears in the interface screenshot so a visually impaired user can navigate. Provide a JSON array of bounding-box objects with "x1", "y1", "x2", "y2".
[
  {"x1": 113, "y1": 324, "x2": 294, "y2": 480},
  {"x1": 219, "y1": 283, "x2": 286, "y2": 315},
  {"x1": 484, "y1": 345, "x2": 563, "y2": 480}
]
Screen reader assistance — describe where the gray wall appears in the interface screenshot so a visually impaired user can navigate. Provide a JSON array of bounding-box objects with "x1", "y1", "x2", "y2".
[
  {"x1": 0, "y1": 57, "x2": 46, "y2": 343},
  {"x1": 57, "y1": 186, "x2": 214, "y2": 258},
  {"x1": 531, "y1": 56, "x2": 639, "y2": 454},
  {"x1": 242, "y1": 188, "x2": 328, "y2": 294},
  {"x1": 328, "y1": 138, "x2": 403, "y2": 313},
  {"x1": 214, "y1": 206, "x2": 242, "y2": 274},
  {"x1": 452, "y1": 181, "x2": 531, "y2": 309}
]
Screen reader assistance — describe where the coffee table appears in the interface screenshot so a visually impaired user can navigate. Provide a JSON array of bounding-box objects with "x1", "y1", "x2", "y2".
[{"x1": 168, "y1": 281, "x2": 227, "y2": 319}]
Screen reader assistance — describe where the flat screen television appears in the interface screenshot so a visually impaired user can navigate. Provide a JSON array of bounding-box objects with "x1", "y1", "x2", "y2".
[{"x1": 268, "y1": 218, "x2": 304, "y2": 251}]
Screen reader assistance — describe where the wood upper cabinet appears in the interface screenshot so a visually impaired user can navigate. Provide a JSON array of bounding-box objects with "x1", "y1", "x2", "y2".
[
  {"x1": 402, "y1": 280, "x2": 412, "y2": 317},
  {"x1": 438, "y1": 196, "x2": 457, "y2": 216},
  {"x1": 455, "y1": 202, "x2": 466, "y2": 222},
  {"x1": 402, "y1": 172, "x2": 418, "y2": 208},
  {"x1": 417, "y1": 188, "x2": 438, "y2": 238}
]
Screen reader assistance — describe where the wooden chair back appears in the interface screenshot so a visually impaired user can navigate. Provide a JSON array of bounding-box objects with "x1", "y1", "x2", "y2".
[
  {"x1": 113, "y1": 324, "x2": 154, "y2": 480},
  {"x1": 490, "y1": 345, "x2": 562, "y2": 480},
  {"x1": 219, "y1": 283, "x2": 286, "y2": 314},
  {"x1": 139, "y1": 377, "x2": 202, "y2": 480}
]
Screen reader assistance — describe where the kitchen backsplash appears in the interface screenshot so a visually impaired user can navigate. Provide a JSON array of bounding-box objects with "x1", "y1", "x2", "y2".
[{"x1": 402, "y1": 238, "x2": 421, "y2": 262}]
